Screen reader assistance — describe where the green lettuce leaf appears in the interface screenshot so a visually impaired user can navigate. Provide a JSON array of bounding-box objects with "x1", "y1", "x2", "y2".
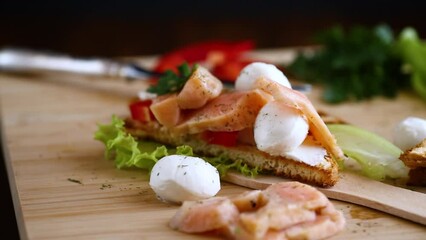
[
  {"x1": 94, "y1": 115, "x2": 259, "y2": 177},
  {"x1": 204, "y1": 154, "x2": 260, "y2": 178},
  {"x1": 94, "y1": 115, "x2": 170, "y2": 170}
]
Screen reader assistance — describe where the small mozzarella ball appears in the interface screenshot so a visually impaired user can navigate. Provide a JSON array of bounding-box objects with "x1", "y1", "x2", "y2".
[
  {"x1": 149, "y1": 155, "x2": 220, "y2": 203},
  {"x1": 254, "y1": 101, "x2": 309, "y2": 154},
  {"x1": 393, "y1": 117, "x2": 426, "y2": 151},
  {"x1": 235, "y1": 62, "x2": 291, "y2": 91}
]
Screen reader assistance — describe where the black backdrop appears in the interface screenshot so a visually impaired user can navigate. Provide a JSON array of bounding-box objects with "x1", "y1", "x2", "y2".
[{"x1": 1, "y1": 0, "x2": 425, "y2": 57}]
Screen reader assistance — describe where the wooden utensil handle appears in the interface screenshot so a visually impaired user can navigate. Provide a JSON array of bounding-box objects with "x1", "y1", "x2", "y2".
[{"x1": 223, "y1": 171, "x2": 426, "y2": 225}]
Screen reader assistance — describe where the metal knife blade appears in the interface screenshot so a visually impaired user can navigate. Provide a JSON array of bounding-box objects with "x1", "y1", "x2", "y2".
[
  {"x1": 0, "y1": 47, "x2": 311, "y2": 93},
  {"x1": 0, "y1": 48, "x2": 159, "y2": 80}
]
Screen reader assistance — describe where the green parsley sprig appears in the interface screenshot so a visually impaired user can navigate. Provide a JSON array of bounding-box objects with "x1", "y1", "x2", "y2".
[
  {"x1": 147, "y1": 62, "x2": 197, "y2": 95},
  {"x1": 287, "y1": 25, "x2": 410, "y2": 103}
]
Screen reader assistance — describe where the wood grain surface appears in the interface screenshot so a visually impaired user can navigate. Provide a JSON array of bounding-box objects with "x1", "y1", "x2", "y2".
[{"x1": 1, "y1": 48, "x2": 426, "y2": 239}]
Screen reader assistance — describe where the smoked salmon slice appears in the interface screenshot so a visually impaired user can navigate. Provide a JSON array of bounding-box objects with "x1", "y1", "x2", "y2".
[
  {"x1": 169, "y1": 182, "x2": 345, "y2": 240},
  {"x1": 150, "y1": 93, "x2": 181, "y2": 127},
  {"x1": 174, "y1": 89, "x2": 273, "y2": 134},
  {"x1": 177, "y1": 66, "x2": 224, "y2": 109}
]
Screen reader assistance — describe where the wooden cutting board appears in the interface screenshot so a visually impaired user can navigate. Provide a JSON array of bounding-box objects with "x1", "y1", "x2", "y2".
[{"x1": 1, "y1": 49, "x2": 426, "y2": 239}]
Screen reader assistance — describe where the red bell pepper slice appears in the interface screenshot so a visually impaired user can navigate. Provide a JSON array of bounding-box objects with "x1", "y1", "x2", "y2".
[
  {"x1": 129, "y1": 99, "x2": 155, "y2": 122},
  {"x1": 153, "y1": 40, "x2": 255, "y2": 81},
  {"x1": 212, "y1": 59, "x2": 254, "y2": 82},
  {"x1": 202, "y1": 131, "x2": 239, "y2": 147}
]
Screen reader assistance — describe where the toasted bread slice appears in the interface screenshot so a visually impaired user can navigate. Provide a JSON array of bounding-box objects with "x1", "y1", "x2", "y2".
[
  {"x1": 125, "y1": 119, "x2": 339, "y2": 187},
  {"x1": 399, "y1": 138, "x2": 426, "y2": 168},
  {"x1": 407, "y1": 168, "x2": 426, "y2": 186},
  {"x1": 399, "y1": 138, "x2": 426, "y2": 186}
]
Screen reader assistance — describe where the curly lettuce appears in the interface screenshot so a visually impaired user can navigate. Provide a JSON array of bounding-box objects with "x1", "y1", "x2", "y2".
[
  {"x1": 94, "y1": 115, "x2": 258, "y2": 177},
  {"x1": 204, "y1": 154, "x2": 260, "y2": 178},
  {"x1": 95, "y1": 115, "x2": 181, "y2": 170}
]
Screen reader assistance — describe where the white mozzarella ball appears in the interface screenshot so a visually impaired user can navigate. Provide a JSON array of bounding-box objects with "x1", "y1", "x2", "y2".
[
  {"x1": 149, "y1": 155, "x2": 220, "y2": 203},
  {"x1": 393, "y1": 117, "x2": 426, "y2": 151},
  {"x1": 254, "y1": 101, "x2": 309, "y2": 154},
  {"x1": 235, "y1": 62, "x2": 291, "y2": 91}
]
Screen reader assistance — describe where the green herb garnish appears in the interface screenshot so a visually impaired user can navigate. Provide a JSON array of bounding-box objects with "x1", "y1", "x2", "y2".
[
  {"x1": 147, "y1": 62, "x2": 196, "y2": 95},
  {"x1": 287, "y1": 24, "x2": 409, "y2": 103},
  {"x1": 396, "y1": 27, "x2": 426, "y2": 101}
]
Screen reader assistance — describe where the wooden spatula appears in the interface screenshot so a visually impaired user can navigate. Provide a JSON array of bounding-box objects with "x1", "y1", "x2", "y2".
[{"x1": 223, "y1": 171, "x2": 426, "y2": 225}]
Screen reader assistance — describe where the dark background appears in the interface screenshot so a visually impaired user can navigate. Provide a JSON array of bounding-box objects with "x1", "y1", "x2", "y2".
[
  {"x1": 1, "y1": 1, "x2": 426, "y2": 239},
  {"x1": 1, "y1": 1, "x2": 426, "y2": 57}
]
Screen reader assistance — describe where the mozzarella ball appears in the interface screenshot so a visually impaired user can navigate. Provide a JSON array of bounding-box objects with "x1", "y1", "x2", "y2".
[
  {"x1": 235, "y1": 62, "x2": 291, "y2": 91},
  {"x1": 393, "y1": 117, "x2": 426, "y2": 151},
  {"x1": 254, "y1": 101, "x2": 309, "y2": 154},
  {"x1": 149, "y1": 155, "x2": 220, "y2": 203}
]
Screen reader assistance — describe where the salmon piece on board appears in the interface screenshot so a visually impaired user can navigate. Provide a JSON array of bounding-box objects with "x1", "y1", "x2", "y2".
[
  {"x1": 169, "y1": 197, "x2": 239, "y2": 234},
  {"x1": 272, "y1": 203, "x2": 346, "y2": 240},
  {"x1": 170, "y1": 182, "x2": 345, "y2": 240}
]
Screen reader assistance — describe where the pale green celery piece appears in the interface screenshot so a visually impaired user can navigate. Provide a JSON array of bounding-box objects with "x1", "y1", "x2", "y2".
[{"x1": 327, "y1": 124, "x2": 409, "y2": 180}]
